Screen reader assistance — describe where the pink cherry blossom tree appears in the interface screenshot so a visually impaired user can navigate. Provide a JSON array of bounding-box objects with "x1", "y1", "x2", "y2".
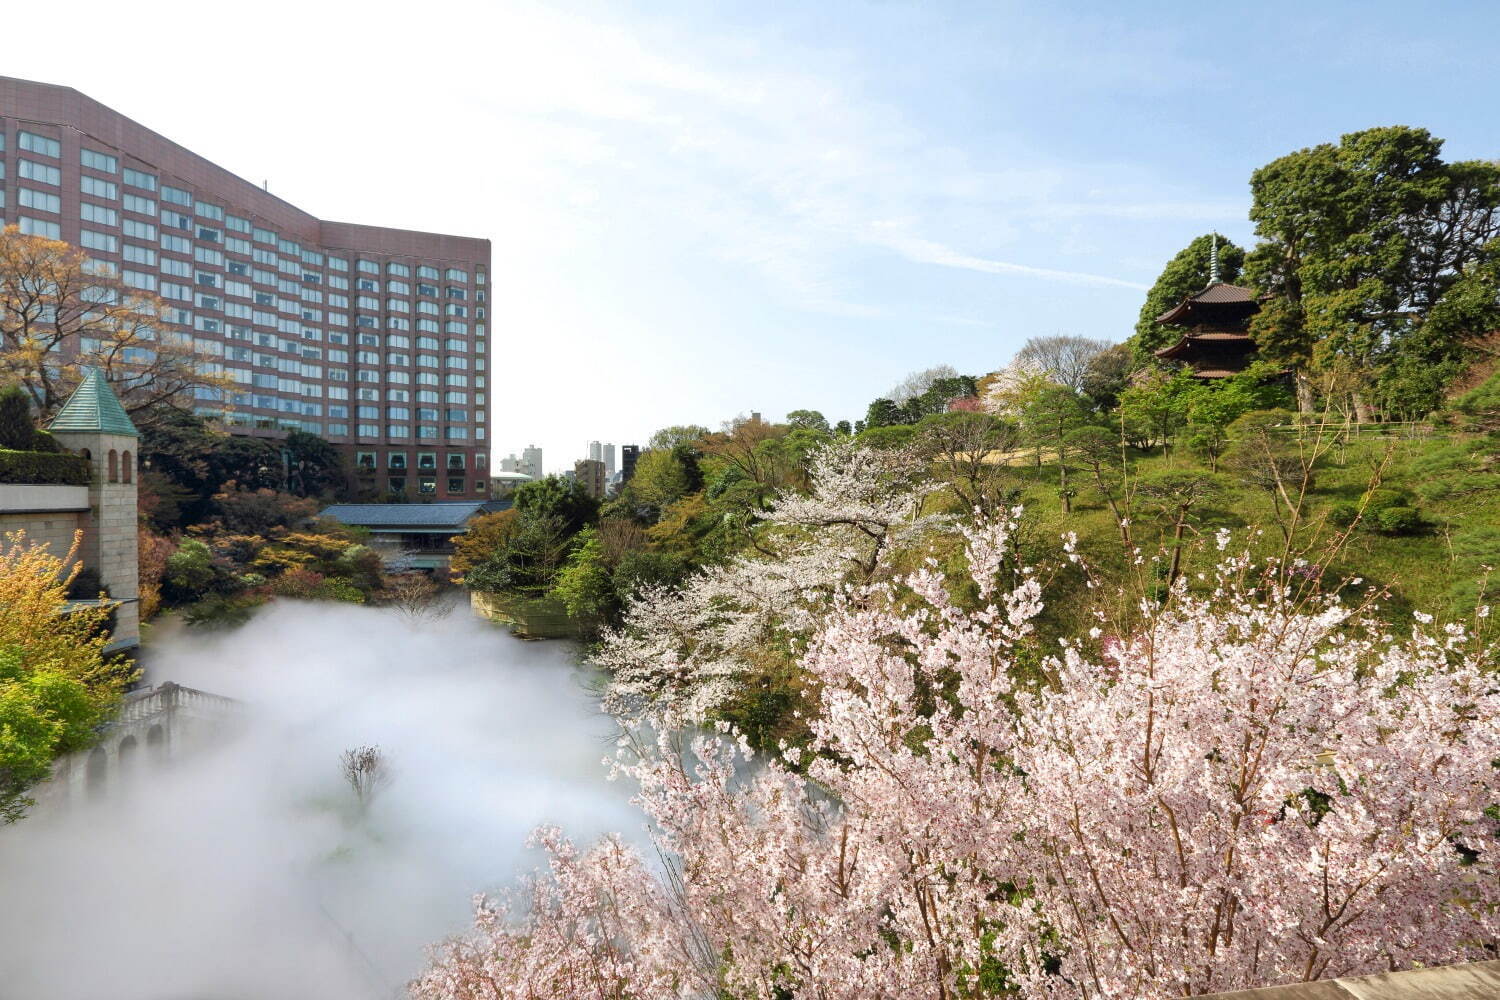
[
  {"x1": 598, "y1": 440, "x2": 944, "y2": 725},
  {"x1": 416, "y1": 513, "x2": 1500, "y2": 1000}
]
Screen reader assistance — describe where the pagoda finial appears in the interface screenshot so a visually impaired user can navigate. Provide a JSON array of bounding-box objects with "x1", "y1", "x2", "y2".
[{"x1": 1209, "y1": 232, "x2": 1220, "y2": 285}]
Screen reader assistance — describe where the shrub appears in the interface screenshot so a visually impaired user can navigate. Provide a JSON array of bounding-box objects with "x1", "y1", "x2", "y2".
[
  {"x1": 0, "y1": 386, "x2": 35, "y2": 450},
  {"x1": 1326, "y1": 501, "x2": 1360, "y2": 528},
  {"x1": 0, "y1": 450, "x2": 90, "y2": 486},
  {"x1": 1376, "y1": 505, "x2": 1424, "y2": 536}
]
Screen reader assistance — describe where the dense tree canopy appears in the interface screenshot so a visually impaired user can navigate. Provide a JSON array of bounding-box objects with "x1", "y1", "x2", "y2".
[{"x1": 1245, "y1": 126, "x2": 1500, "y2": 416}]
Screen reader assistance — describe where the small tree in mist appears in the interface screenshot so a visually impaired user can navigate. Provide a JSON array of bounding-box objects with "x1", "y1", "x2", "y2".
[
  {"x1": 383, "y1": 571, "x2": 452, "y2": 623},
  {"x1": 340, "y1": 745, "x2": 391, "y2": 811}
]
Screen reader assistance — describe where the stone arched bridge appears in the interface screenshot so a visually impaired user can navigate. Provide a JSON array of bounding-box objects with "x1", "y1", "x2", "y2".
[{"x1": 41, "y1": 682, "x2": 239, "y2": 809}]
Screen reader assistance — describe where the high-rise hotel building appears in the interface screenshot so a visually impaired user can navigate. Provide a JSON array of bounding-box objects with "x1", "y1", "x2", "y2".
[{"x1": 0, "y1": 76, "x2": 491, "y2": 498}]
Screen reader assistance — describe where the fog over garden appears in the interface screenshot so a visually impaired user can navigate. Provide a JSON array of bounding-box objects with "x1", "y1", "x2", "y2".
[{"x1": 0, "y1": 601, "x2": 638, "y2": 999}]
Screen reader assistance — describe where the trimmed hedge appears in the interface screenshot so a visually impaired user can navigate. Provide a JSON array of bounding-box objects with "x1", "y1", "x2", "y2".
[{"x1": 0, "y1": 449, "x2": 91, "y2": 486}]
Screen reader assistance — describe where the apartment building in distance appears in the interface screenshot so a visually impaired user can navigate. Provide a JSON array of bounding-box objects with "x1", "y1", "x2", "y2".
[{"x1": 0, "y1": 76, "x2": 491, "y2": 499}]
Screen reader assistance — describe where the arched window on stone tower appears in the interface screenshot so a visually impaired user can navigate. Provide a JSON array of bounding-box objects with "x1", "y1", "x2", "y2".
[
  {"x1": 107, "y1": 450, "x2": 119, "y2": 483},
  {"x1": 121, "y1": 450, "x2": 133, "y2": 484}
]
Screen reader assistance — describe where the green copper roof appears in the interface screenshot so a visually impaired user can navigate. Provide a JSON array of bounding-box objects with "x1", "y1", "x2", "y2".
[{"x1": 48, "y1": 368, "x2": 138, "y2": 437}]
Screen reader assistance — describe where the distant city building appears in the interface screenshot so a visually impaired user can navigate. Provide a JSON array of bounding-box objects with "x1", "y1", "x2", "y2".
[
  {"x1": 522, "y1": 444, "x2": 544, "y2": 479},
  {"x1": 0, "y1": 76, "x2": 492, "y2": 501},
  {"x1": 499, "y1": 454, "x2": 520, "y2": 473},
  {"x1": 621, "y1": 444, "x2": 641, "y2": 482},
  {"x1": 602, "y1": 442, "x2": 616, "y2": 479},
  {"x1": 574, "y1": 458, "x2": 606, "y2": 499}
]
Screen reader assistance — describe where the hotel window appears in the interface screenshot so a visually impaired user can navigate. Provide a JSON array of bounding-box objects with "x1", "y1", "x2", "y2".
[
  {"x1": 418, "y1": 476, "x2": 436, "y2": 494},
  {"x1": 387, "y1": 298, "x2": 410, "y2": 313},
  {"x1": 418, "y1": 301, "x2": 439, "y2": 315},
  {"x1": 253, "y1": 227, "x2": 276, "y2": 244},
  {"x1": 445, "y1": 268, "x2": 468, "y2": 282},
  {"x1": 386, "y1": 279, "x2": 409, "y2": 294},
  {"x1": 124, "y1": 167, "x2": 157, "y2": 191},
  {"x1": 328, "y1": 256, "x2": 348, "y2": 272},
  {"x1": 226, "y1": 214, "x2": 251, "y2": 234},
  {"x1": 387, "y1": 261, "x2": 410, "y2": 277},
  {"x1": 388, "y1": 452, "x2": 407, "y2": 470},
  {"x1": 163, "y1": 210, "x2": 192, "y2": 231},
  {"x1": 123, "y1": 270, "x2": 156, "y2": 291},
  {"x1": 417, "y1": 336, "x2": 439, "y2": 351},
  {"x1": 357, "y1": 259, "x2": 378, "y2": 274},
  {"x1": 123, "y1": 244, "x2": 156, "y2": 266},
  {"x1": 194, "y1": 201, "x2": 224, "y2": 221},
  {"x1": 387, "y1": 477, "x2": 406, "y2": 494},
  {"x1": 161, "y1": 259, "x2": 191, "y2": 278},
  {"x1": 446, "y1": 286, "x2": 467, "y2": 300},
  {"x1": 418, "y1": 426, "x2": 438, "y2": 439},
  {"x1": 447, "y1": 477, "x2": 465, "y2": 494},
  {"x1": 444, "y1": 391, "x2": 468, "y2": 404},
  {"x1": 226, "y1": 236, "x2": 251, "y2": 255},
  {"x1": 417, "y1": 452, "x2": 437, "y2": 470},
  {"x1": 446, "y1": 454, "x2": 466, "y2": 470},
  {"x1": 387, "y1": 334, "x2": 410, "y2": 349},
  {"x1": 80, "y1": 230, "x2": 118, "y2": 254},
  {"x1": 357, "y1": 424, "x2": 380, "y2": 438},
  {"x1": 277, "y1": 238, "x2": 300, "y2": 255},
  {"x1": 19, "y1": 189, "x2": 61, "y2": 213},
  {"x1": 387, "y1": 424, "x2": 410, "y2": 438},
  {"x1": 445, "y1": 304, "x2": 468, "y2": 317},
  {"x1": 82, "y1": 203, "x2": 119, "y2": 226},
  {"x1": 161, "y1": 185, "x2": 192, "y2": 207},
  {"x1": 161, "y1": 233, "x2": 191, "y2": 254},
  {"x1": 82, "y1": 149, "x2": 118, "y2": 173},
  {"x1": 356, "y1": 451, "x2": 376, "y2": 470},
  {"x1": 476, "y1": 270, "x2": 486, "y2": 285},
  {"x1": 417, "y1": 265, "x2": 438, "y2": 280},
  {"x1": 417, "y1": 282, "x2": 437, "y2": 297},
  {"x1": 445, "y1": 409, "x2": 468, "y2": 422},
  {"x1": 197, "y1": 225, "x2": 222, "y2": 243},
  {"x1": 19, "y1": 131, "x2": 61, "y2": 157},
  {"x1": 19, "y1": 160, "x2": 61, "y2": 185},
  {"x1": 444, "y1": 374, "x2": 468, "y2": 387},
  {"x1": 123, "y1": 194, "x2": 156, "y2": 216},
  {"x1": 418, "y1": 407, "x2": 439, "y2": 422},
  {"x1": 387, "y1": 406, "x2": 410, "y2": 420}
]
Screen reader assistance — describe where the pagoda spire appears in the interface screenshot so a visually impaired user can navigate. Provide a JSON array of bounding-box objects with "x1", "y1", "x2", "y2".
[{"x1": 1209, "y1": 232, "x2": 1220, "y2": 284}]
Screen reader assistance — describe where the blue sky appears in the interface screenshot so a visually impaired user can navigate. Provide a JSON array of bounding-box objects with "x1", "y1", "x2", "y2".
[{"x1": 8, "y1": 0, "x2": 1499, "y2": 471}]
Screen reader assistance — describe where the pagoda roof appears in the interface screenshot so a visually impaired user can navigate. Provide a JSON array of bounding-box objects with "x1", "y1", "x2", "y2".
[
  {"x1": 1155, "y1": 282, "x2": 1258, "y2": 325},
  {"x1": 48, "y1": 368, "x2": 137, "y2": 437},
  {"x1": 1155, "y1": 331, "x2": 1256, "y2": 362}
]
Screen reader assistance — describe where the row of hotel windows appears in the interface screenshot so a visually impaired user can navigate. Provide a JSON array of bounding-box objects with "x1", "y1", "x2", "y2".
[
  {"x1": 3, "y1": 215, "x2": 486, "y2": 345},
  {"x1": 1, "y1": 127, "x2": 486, "y2": 286},
  {"x1": 357, "y1": 452, "x2": 475, "y2": 470},
  {"x1": 353, "y1": 452, "x2": 483, "y2": 495}
]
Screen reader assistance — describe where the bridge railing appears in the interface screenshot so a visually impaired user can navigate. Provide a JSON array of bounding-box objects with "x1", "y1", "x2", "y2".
[{"x1": 109, "y1": 682, "x2": 239, "y2": 729}]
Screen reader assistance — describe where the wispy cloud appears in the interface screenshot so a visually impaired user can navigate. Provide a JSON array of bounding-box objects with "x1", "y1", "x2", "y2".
[{"x1": 874, "y1": 234, "x2": 1149, "y2": 291}]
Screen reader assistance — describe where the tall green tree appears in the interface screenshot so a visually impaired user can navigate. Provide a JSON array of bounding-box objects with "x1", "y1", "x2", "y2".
[
  {"x1": 1132, "y1": 234, "x2": 1246, "y2": 363},
  {"x1": 1245, "y1": 126, "x2": 1500, "y2": 415}
]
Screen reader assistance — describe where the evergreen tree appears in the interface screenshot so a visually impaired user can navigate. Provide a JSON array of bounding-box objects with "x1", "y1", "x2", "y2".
[{"x1": 0, "y1": 385, "x2": 36, "y2": 451}]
